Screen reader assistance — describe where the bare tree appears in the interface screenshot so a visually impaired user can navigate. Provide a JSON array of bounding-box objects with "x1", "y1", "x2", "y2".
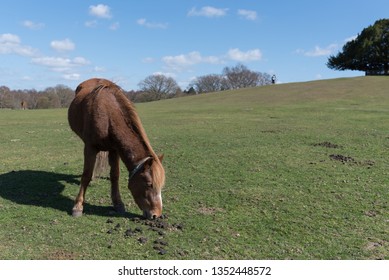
[
  {"x1": 138, "y1": 74, "x2": 181, "y2": 100},
  {"x1": 0, "y1": 86, "x2": 12, "y2": 108},
  {"x1": 53, "y1": 85, "x2": 74, "y2": 107},
  {"x1": 190, "y1": 74, "x2": 228, "y2": 93},
  {"x1": 223, "y1": 64, "x2": 271, "y2": 89},
  {"x1": 27, "y1": 90, "x2": 40, "y2": 109}
]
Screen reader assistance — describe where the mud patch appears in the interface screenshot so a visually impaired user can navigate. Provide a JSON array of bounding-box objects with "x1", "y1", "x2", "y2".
[
  {"x1": 313, "y1": 141, "x2": 342, "y2": 149},
  {"x1": 365, "y1": 238, "x2": 387, "y2": 259},
  {"x1": 105, "y1": 214, "x2": 184, "y2": 256},
  {"x1": 365, "y1": 242, "x2": 383, "y2": 251},
  {"x1": 329, "y1": 154, "x2": 356, "y2": 164},
  {"x1": 364, "y1": 210, "x2": 378, "y2": 217},
  {"x1": 43, "y1": 250, "x2": 79, "y2": 260},
  {"x1": 329, "y1": 154, "x2": 375, "y2": 167}
]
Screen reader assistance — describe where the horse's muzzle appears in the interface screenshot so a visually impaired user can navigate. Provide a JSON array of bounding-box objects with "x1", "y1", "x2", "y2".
[{"x1": 143, "y1": 210, "x2": 161, "y2": 220}]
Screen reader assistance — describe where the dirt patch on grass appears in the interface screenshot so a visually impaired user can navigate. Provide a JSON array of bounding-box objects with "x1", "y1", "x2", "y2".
[
  {"x1": 365, "y1": 241, "x2": 383, "y2": 251},
  {"x1": 365, "y1": 239, "x2": 388, "y2": 259},
  {"x1": 364, "y1": 210, "x2": 379, "y2": 217},
  {"x1": 43, "y1": 250, "x2": 79, "y2": 260},
  {"x1": 105, "y1": 214, "x2": 184, "y2": 256},
  {"x1": 329, "y1": 154, "x2": 375, "y2": 167},
  {"x1": 329, "y1": 154, "x2": 356, "y2": 164},
  {"x1": 313, "y1": 141, "x2": 342, "y2": 149}
]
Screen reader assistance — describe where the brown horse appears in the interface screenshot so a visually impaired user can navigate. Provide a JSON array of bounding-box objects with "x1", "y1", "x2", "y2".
[
  {"x1": 21, "y1": 100, "x2": 27, "y2": 110},
  {"x1": 68, "y1": 78, "x2": 165, "y2": 219}
]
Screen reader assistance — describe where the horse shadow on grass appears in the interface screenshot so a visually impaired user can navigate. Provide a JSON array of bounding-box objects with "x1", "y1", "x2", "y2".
[{"x1": 0, "y1": 170, "x2": 142, "y2": 218}]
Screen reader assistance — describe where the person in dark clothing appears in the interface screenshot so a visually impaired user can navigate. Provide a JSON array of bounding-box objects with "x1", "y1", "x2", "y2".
[{"x1": 271, "y1": 75, "x2": 276, "y2": 84}]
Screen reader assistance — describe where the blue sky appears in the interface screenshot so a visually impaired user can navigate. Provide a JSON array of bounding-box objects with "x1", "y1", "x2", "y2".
[{"x1": 0, "y1": 0, "x2": 387, "y2": 90}]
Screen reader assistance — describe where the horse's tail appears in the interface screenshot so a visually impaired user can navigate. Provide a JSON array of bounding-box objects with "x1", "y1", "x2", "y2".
[{"x1": 92, "y1": 151, "x2": 109, "y2": 180}]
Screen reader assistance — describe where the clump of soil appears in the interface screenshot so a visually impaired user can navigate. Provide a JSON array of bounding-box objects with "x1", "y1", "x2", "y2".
[
  {"x1": 313, "y1": 141, "x2": 342, "y2": 149},
  {"x1": 364, "y1": 160, "x2": 375, "y2": 167},
  {"x1": 329, "y1": 154, "x2": 375, "y2": 167},
  {"x1": 129, "y1": 214, "x2": 184, "y2": 232},
  {"x1": 329, "y1": 154, "x2": 356, "y2": 164},
  {"x1": 137, "y1": 237, "x2": 148, "y2": 244},
  {"x1": 153, "y1": 239, "x2": 169, "y2": 255},
  {"x1": 105, "y1": 213, "x2": 184, "y2": 256}
]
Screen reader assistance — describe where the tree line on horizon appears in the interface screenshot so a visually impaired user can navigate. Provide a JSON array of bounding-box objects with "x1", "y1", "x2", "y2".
[{"x1": 0, "y1": 63, "x2": 272, "y2": 109}]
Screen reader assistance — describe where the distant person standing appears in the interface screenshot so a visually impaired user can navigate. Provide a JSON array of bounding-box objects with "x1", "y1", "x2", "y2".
[{"x1": 271, "y1": 75, "x2": 276, "y2": 84}]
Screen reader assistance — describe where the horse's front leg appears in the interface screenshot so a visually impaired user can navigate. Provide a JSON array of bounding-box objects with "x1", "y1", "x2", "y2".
[
  {"x1": 72, "y1": 146, "x2": 97, "y2": 217},
  {"x1": 109, "y1": 151, "x2": 125, "y2": 214}
]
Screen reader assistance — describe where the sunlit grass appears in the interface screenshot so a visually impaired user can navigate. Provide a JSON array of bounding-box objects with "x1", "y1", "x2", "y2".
[{"x1": 0, "y1": 76, "x2": 388, "y2": 259}]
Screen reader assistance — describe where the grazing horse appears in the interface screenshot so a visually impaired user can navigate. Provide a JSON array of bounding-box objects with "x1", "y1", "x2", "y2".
[
  {"x1": 21, "y1": 101, "x2": 27, "y2": 110},
  {"x1": 68, "y1": 78, "x2": 165, "y2": 219}
]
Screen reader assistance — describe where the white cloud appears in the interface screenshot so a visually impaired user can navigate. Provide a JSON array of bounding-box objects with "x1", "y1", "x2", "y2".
[
  {"x1": 227, "y1": 48, "x2": 262, "y2": 61},
  {"x1": 162, "y1": 51, "x2": 221, "y2": 71},
  {"x1": 0, "y1": 33, "x2": 20, "y2": 44},
  {"x1": 0, "y1": 33, "x2": 37, "y2": 57},
  {"x1": 137, "y1": 18, "x2": 146, "y2": 25},
  {"x1": 31, "y1": 56, "x2": 90, "y2": 72},
  {"x1": 32, "y1": 57, "x2": 71, "y2": 69},
  {"x1": 137, "y1": 18, "x2": 168, "y2": 29},
  {"x1": 237, "y1": 9, "x2": 257, "y2": 21},
  {"x1": 188, "y1": 6, "x2": 228, "y2": 18},
  {"x1": 162, "y1": 48, "x2": 263, "y2": 71},
  {"x1": 153, "y1": 71, "x2": 176, "y2": 78},
  {"x1": 72, "y1": 57, "x2": 89, "y2": 65},
  {"x1": 62, "y1": 73, "x2": 81, "y2": 80},
  {"x1": 0, "y1": 33, "x2": 90, "y2": 85},
  {"x1": 85, "y1": 20, "x2": 98, "y2": 28},
  {"x1": 93, "y1": 66, "x2": 106, "y2": 72},
  {"x1": 22, "y1": 20, "x2": 45, "y2": 30},
  {"x1": 89, "y1": 4, "x2": 112, "y2": 19},
  {"x1": 297, "y1": 44, "x2": 338, "y2": 57},
  {"x1": 50, "y1": 39, "x2": 75, "y2": 52}
]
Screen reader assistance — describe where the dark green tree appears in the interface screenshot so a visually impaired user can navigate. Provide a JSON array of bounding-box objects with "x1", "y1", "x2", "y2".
[
  {"x1": 327, "y1": 19, "x2": 389, "y2": 75},
  {"x1": 186, "y1": 86, "x2": 196, "y2": 95}
]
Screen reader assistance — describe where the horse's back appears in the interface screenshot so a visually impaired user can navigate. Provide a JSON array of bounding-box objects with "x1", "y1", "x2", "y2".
[
  {"x1": 75, "y1": 78, "x2": 114, "y2": 96},
  {"x1": 68, "y1": 78, "x2": 119, "y2": 145}
]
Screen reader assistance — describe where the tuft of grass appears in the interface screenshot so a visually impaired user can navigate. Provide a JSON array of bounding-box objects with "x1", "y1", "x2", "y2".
[{"x1": 0, "y1": 76, "x2": 388, "y2": 259}]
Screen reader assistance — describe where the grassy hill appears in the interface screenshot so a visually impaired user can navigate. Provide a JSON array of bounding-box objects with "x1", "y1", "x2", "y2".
[{"x1": 0, "y1": 76, "x2": 388, "y2": 259}]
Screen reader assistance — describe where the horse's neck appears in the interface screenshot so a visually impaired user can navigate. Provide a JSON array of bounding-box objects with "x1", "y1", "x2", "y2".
[{"x1": 117, "y1": 130, "x2": 149, "y2": 171}]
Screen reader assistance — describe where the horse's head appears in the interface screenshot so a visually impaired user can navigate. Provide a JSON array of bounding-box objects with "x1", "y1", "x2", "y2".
[{"x1": 128, "y1": 155, "x2": 165, "y2": 219}]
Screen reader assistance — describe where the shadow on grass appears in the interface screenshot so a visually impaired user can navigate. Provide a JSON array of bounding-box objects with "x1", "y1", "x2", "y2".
[{"x1": 0, "y1": 170, "x2": 142, "y2": 218}]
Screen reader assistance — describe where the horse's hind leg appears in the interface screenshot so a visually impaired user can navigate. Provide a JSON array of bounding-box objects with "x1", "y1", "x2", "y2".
[
  {"x1": 72, "y1": 146, "x2": 97, "y2": 217},
  {"x1": 109, "y1": 151, "x2": 125, "y2": 214}
]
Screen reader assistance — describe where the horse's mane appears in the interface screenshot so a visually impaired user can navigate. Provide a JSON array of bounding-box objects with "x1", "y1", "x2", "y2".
[{"x1": 94, "y1": 80, "x2": 165, "y2": 191}]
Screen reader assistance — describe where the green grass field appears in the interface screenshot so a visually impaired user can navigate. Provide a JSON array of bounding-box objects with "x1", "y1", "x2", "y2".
[{"x1": 0, "y1": 76, "x2": 388, "y2": 259}]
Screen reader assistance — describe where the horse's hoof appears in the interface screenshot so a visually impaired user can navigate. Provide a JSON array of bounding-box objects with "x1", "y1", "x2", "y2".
[
  {"x1": 114, "y1": 204, "x2": 126, "y2": 214},
  {"x1": 72, "y1": 209, "x2": 83, "y2": 217}
]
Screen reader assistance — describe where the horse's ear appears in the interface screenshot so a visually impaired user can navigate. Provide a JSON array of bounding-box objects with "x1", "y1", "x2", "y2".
[
  {"x1": 141, "y1": 157, "x2": 154, "y2": 176},
  {"x1": 145, "y1": 156, "x2": 154, "y2": 167},
  {"x1": 158, "y1": 154, "x2": 164, "y2": 162}
]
